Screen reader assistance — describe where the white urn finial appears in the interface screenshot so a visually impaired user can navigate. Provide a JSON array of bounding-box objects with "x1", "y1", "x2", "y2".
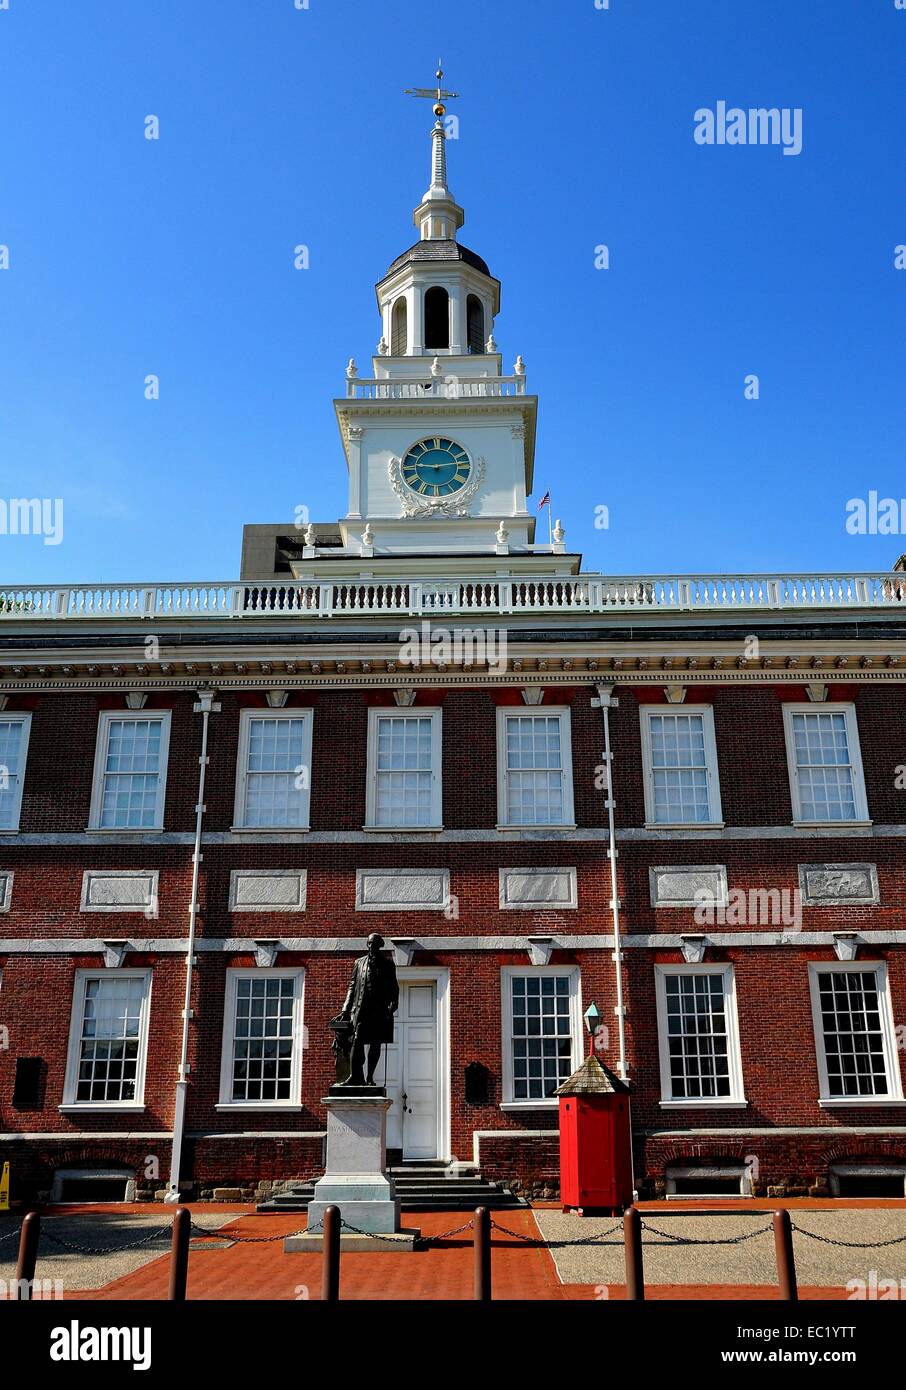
[
  {"x1": 514, "y1": 355, "x2": 526, "y2": 376},
  {"x1": 430, "y1": 356, "x2": 443, "y2": 377},
  {"x1": 486, "y1": 333, "x2": 497, "y2": 353},
  {"x1": 377, "y1": 336, "x2": 388, "y2": 356},
  {"x1": 553, "y1": 518, "x2": 565, "y2": 543},
  {"x1": 304, "y1": 523, "x2": 316, "y2": 547},
  {"x1": 496, "y1": 520, "x2": 510, "y2": 545},
  {"x1": 346, "y1": 358, "x2": 358, "y2": 378},
  {"x1": 362, "y1": 523, "x2": 374, "y2": 546}
]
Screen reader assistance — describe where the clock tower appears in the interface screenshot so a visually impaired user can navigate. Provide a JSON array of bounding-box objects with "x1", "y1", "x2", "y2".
[
  {"x1": 335, "y1": 67, "x2": 543, "y2": 557},
  {"x1": 241, "y1": 69, "x2": 574, "y2": 581}
]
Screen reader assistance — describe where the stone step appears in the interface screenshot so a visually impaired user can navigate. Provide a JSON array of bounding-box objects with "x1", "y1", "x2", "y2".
[
  {"x1": 256, "y1": 1165, "x2": 525, "y2": 1214},
  {"x1": 258, "y1": 1194, "x2": 524, "y2": 1214}
]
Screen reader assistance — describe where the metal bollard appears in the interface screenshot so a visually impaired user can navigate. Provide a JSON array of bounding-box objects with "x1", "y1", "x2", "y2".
[
  {"x1": 321, "y1": 1205, "x2": 341, "y2": 1302},
  {"x1": 168, "y1": 1207, "x2": 191, "y2": 1302},
  {"x1": 473, "y1": 1206, "x2": 491, "y2": 1301},
  {"x1": 773, "y1": 1209, "x2": 798, "y2": 1302},
  {"x1": 623, "y1": 1206, "x2": 645, "y2": 1301},
  {"x1": 13, "y1": 1212, "x2": 41, "y2": 1301}
]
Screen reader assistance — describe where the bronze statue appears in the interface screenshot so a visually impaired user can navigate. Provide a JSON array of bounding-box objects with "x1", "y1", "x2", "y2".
[{"x1": 331, "y1": 933, "x2": 399, "y2": 1087}]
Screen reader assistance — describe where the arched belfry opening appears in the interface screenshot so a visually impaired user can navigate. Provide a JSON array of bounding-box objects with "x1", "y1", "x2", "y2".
[
  {"x1": 467, "y1": 295, "x2": 485, "y2": 354},
  {"x1": 424, "y1": 286, "x2": 450, "y2": 351},
  {"x1": 391, "y1": 297, "x2": 408, "y2": 356}
]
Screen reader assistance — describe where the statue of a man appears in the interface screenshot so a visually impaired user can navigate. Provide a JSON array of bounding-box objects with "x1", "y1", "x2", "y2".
[{"x1": 335, "y1": 933, "x2": 399, "y2": 1087}]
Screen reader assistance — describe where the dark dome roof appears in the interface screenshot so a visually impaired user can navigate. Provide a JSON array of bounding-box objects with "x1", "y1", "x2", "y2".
[{"x1": 385, "y1": 238, "x2": 493, "y2": 279}]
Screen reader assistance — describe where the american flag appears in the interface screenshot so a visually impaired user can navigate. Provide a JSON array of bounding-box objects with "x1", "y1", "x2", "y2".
[{"x1": 537, "y1": 491, "x2": 551, "y2": 509}]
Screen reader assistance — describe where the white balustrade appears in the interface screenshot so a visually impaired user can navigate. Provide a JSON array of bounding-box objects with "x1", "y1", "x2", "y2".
[{"x1": 2, "y1": 572, "x2": 905, "y2": 622}]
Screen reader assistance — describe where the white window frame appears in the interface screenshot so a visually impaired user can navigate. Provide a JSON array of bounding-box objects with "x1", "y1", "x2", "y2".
[
  {"x1": 61, "y1": 968, "x2": 152, "y2": 1111},
  {"x1": 640, "y1": 705, "x2": 723, "y2": 828},
  {"x1": 0, "y1": 712, "x2": 32, "y2": 833},
  {"x1": 496, "y1": 706, "x2": 576, "y2": 829},
  {"x1": 217, "y1": 967, "x2": 306, "y2": 1110},
  {"x1": 654, "y1": 964, "x2": 747, "y2": 1107},
  {"x1": 500, "y1": 965, "x2": 582, "y2": 1109},
  {"x1": 233, "y1": 707, "x2": 314, "y2": 831},
  {"x1": 808, "y1": 962, "x2": 904, "y2": 1107},
  {"x1": 782, "y1": 703, "x2": 870, "y2": 826},
  {"x1": 88, "y1": 709, "x2": 171, "y2": 831},
  {"x1": 365, "y1": 706, "x2": 442, "y2": 830}
]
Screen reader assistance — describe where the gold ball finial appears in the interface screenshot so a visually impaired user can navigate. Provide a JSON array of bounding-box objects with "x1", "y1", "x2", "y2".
[{"x1": 434, "y1": 102, "x2": 445, "y2": 118}]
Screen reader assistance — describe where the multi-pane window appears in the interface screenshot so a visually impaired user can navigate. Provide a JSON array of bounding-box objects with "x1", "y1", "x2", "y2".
[
  {"x1": 366, "y1": 709, "x2": 441, "y2": 828},
  {"x1": 655, "y1": 967, "x2": 744, "y2": 1104},
  {"x1": 220, "y1": 971, "x2": 304, "y2": 1106},
  {"x1": 497, "y1": 709, "x2": 574, "y2": 827},
  {"x1": 642, "y1": 708, "x2": 721, "y2": 825},
  {"x1": 235, "y1": 710, "x2": 313, "y2": 829},
  {"x1": 64, "y1": 972, "x2": 151, "y2": 1106},
  {"x1": 784, "y1": 706, "x2": 867, "y2": 823},
  {"x1": 503, "y1": 970, "x2": 579, "y2": 1103},
  {"x1": 90, "y1": 712, "x2": 170, "y2": 829},
  {"x1": 0, "y1": 714, "x2": 31, "y2": 830},
  {"x1": 810, "y1": 966, "x2": 901, "y2": 1101}
]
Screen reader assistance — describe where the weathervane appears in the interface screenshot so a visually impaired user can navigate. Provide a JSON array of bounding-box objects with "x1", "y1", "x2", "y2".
[{"x1": 405, "y1": 61, "x2": 460, "y2": 119}]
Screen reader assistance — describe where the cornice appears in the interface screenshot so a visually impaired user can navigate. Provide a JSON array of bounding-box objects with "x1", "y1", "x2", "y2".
[{"x1": 3, "y1": 660, "x2": 906, "y2": 695}]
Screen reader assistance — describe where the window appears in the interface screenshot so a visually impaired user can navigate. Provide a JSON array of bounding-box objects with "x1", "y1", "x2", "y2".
[
  {"x1": 424, "y1": 286, "x2": 450, "y2": 350},
  {"x1": 391, "y1": 296, "x2": 408, "y2": 355},
  {"x1": 501, "y1": 967, "x2": 581, "y2": 1105},
  {"x1": 234, "y1": 709, "x2": 314, "y2": 829},
  {"x1": 809, "y1": 964, "x2": 903, "y2": 1104},
  {"x1": 0, "y1": 713, "x2": 31, "y2": 831},
  {"x1": 219, "y1": 969, "x2": 305, "y2": 1107},
  {"x1": 654, "y1": 966, "x2": 746, "y2": 1105},
  {"x1": 62, "y1": 970, "x2": 152, "y2": 1109},
  {"x1": 640, "y1": 706, "x2": 722, "y2": 826},
  {"x1": 366, "y1": 708, "x2": 442, "y2": 829},
  {"x1": 89, "y1": 712, "x2": 171, "y2": 830},
  {"x1": 467, "y1": 294, "x2": 485, "y2": 354},
  {"x1": 497, "y1": 708, "x2": 575, "y2": 828},
  {"x1": 783, "y1": 704, "x2": 868, "y2": 824}
]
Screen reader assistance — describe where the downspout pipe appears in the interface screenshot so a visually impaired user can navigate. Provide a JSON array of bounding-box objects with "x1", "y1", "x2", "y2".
[
  {"x1": 592, "y1": 683, "x2": 628, "y2": 1081},
  {"x1": 165, "y1": 688, "x2": 220, "y2": 1204}
]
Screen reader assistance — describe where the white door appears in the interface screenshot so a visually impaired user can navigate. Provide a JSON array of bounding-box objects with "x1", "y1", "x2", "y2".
[{"x1": 385, "y1": 981, "x2": 439, "y2": 1159}]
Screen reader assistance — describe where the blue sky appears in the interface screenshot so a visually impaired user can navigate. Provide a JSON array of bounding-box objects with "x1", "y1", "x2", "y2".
[{"x1": 1, "y1": 0, "x2": 903, "y2": 582}]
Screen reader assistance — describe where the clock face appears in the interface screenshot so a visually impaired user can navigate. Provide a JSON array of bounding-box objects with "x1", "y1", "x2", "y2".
[{"x1": 401, "y1": 437, "x2": 472, "y2": 498}]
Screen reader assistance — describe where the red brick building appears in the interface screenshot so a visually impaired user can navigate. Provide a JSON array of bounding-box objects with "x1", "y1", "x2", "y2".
[{"x1": 2, "y1": 111, "x2": 906, "y2": 1206}]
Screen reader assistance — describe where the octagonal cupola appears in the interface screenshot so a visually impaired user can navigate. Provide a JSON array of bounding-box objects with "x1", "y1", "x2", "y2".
[{"x1": 374, "y1": 68, "x2": 501, "y2": 362}]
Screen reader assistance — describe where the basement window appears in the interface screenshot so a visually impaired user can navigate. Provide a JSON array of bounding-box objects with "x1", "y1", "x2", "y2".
[
  {"x1": 51, "y1": 1168, "x2": 136, "y2": 1204},
  {"x1": 665, "y1": 1164, "x2": 752, "y2": 1199},
  {"x1": 829, "y1": 1165, "x2": 906, "y2": 1199}
]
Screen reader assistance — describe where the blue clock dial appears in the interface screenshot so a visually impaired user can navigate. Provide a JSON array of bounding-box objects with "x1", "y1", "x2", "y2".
[{"x1": 401, "y1": 437, "x2": 472, "y2": 497}]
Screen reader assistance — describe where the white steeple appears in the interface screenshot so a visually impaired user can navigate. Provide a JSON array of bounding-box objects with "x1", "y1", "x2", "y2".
[{"x1": 410, "y1": 66, "x2": 465, "y2": 242}]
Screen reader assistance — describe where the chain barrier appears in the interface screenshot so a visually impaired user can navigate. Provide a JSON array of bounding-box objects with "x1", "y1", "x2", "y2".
[
  {"x1": 41, "y1": 1224, "x2": 172, "y2": 1256},
  {"x1": 640, "y1": 1219, "x2": 775, "y2": 1247},
  {"x1": 790, "y1": 1221, "x2": 906, "y2": 1250},
  {"x1": 189, "y1": 1219, "x2": 304, "y2": 1246},
  {"x1": 490, "y1": 1217, "x2": 624, "y2": 1248},
  {"x1": 10, "y1": 1210, "x2": 906, "y2": 1260},
  {"x1": 417, "y1": 1218, "x2": 475, "y2": 1246}
]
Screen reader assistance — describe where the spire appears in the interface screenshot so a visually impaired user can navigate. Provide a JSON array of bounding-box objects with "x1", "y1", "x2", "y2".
[{"x1": 405, "y1": 62, "x2": 465, "y2": 242}]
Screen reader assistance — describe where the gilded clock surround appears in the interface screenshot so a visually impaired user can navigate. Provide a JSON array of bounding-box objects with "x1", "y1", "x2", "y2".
[{"x1": 390, "y1": 439, "x2": 485, "y2": 518}]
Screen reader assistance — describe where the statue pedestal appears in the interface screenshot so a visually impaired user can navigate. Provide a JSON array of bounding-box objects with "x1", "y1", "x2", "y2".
[{"x1": 306, "y1": 1094, "x2": 400, "y2": 1236}]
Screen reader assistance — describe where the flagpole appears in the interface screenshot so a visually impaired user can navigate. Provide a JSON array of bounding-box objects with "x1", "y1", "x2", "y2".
[{"x1": 547, "y1": 500, "x2": 553, "y2": 548}]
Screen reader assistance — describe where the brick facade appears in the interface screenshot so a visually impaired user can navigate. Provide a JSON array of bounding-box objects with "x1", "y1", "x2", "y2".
[{"x1": 1, "y1": 679, "x2": 905, "y2": 1201}]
